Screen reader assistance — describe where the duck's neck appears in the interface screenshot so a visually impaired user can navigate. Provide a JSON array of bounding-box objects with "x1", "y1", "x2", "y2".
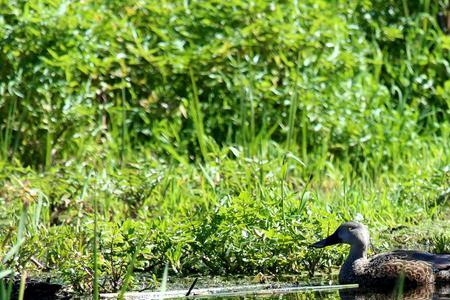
[
  {"x1": 339, "y1": 243, "x2": 369, "y2": 283},
  {"x1": 346, "y1": 242, "x2": 368, "y2": 264}
]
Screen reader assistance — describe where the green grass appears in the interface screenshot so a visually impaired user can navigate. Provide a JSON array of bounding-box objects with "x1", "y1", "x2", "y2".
[
  {"x1": 0, "y1": 146, "x2": 448, "y2": 294},
  {"x1": 0, "y1": 0, "x2": 449, "y2": 297}
]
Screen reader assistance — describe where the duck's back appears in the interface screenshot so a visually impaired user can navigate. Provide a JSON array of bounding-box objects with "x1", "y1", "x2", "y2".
[
  {"x1": 369, "y1": 253, "x2": 434, "y2": 285},
  {"x1": 344, "y1": 252, "x2": 436, "y2": 287},
  {"x1": 390, "y1": 250, "x2": 450, "y2": 270},
  {"x1": 358, "y1": 250, "x2": 450, "y2": 286},
  {"x1": 390, "y1": 250, "x2": 450, "y2": 281}
]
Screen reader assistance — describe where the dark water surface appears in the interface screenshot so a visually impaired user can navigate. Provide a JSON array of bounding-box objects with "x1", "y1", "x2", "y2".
[
  {"x1": 101, "y1": 284, "x2": 450, "y2": 300},
  {"x1": 194, "y1": 285, "x2": 450, "y2": 300},
  {"x1": 339, "y1": 285, "x2": 450, "y2": 300},
  {"x1": 99, "y1": 275, "x2": 450, "y2": 299}
]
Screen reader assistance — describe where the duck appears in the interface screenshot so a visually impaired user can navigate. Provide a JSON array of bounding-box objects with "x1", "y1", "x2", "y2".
[{"x1": 311, "y1": 221, "x2": 450, "y2": 287}]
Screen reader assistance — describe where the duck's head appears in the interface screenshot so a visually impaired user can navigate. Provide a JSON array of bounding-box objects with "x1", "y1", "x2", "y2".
[{"x1": 311, "y1": 221, "x2": 370, "y2": 249}]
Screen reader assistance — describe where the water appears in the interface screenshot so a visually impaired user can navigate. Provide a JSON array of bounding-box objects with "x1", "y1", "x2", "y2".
[{"x1": 101, "y1": 283, "x2": 450, "y2": 300}]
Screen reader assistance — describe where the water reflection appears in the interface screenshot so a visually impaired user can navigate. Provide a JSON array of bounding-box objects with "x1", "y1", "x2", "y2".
[
  {"x1": 214, "y1": 284, "x2": 450, "y2": 300},
  {"x1": 339, "y1": 284, "x2": 450, "y2": 300},
  {"x1": 101, "y1": 282, "x2": 450, "y2": 299}
]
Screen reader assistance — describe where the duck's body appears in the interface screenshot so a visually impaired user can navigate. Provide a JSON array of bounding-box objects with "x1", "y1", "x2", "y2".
[
  {"x1": 311, "y1": 222, "x2": 450, "y2": 287},
  {"x1": 340, "y1": 250, "x2": 440, "y2": 286}
]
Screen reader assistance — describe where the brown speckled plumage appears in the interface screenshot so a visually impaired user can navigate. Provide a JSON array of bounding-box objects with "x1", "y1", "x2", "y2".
[
  {"x1": 311, "y1": 222, "x2": 450, "y2": 287},
  {"x1": 341, "y1": 255, "x2": 434, "y2": 286}
]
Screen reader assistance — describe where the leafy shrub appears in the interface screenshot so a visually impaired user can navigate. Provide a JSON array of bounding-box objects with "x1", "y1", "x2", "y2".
[{"x1": 0, "y1": 0, "x2": 448, "y2": 170}]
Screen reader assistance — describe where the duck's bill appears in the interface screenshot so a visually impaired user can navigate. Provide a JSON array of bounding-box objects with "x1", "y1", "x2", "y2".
[{"x1": 311, "y1": 232, "x2": 341, "y2": 248}]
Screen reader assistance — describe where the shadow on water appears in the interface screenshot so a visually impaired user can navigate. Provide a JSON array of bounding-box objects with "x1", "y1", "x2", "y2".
[
  {"x1": 339, "y1": 285, "x2": 450, "y2": 300},
  {"x1": 101, "y1": 275, "x2": 450, "y2": 300},
  {"x1": 101, "y1": 284, "x2": 450, "y2": 300},
  {"x1": 205, "y1": 285, "x2": 450, "y2": 300}
]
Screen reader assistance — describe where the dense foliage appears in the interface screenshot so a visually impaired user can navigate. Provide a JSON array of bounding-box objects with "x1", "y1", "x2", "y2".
[{"x1": 0, "y1": 0, "x2": 449, "y2": 295}]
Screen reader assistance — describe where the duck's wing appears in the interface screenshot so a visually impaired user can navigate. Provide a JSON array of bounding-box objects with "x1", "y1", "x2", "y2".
[
  {"x1": 390, "y1": 250, "x2": 450, "y2": 270},
  {"x1": 364, "y1": 254, "x2": 435, "y2": 285}
]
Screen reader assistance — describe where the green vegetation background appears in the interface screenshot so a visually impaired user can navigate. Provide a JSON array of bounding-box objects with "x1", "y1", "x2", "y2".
[{"x1": 0, "y1": 0, "x2": 449, "y2": 294}]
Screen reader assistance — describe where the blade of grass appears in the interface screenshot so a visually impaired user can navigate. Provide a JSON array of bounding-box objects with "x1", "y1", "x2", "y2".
[
  {"x1": 189, "y1": 67, "x2": 208, "y2": 162},
  {"x1": 1, "y1": 97, "x2": 16, "y2": 161},
  {"x1": 3, "y1": 207, "x2": 27, "y2": 264},
  {"x1": 160, "y1": 262, "x2": 169, "y2": 300},
  {"x1": 17, "y1": 271, "x2": 26, "y2": 300},
  {"x1": 93, "y1": 194, "x2": 99, "y2": 300},
  {"x1": 287, "y1": 65, "x2": 299, "y2": 151},
  {"x1": 121, "y1": 87, "x2": 126, "y2": 165},
  {"x1": 118, "y1": 238, "x2": 145, "y2": 300}
]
